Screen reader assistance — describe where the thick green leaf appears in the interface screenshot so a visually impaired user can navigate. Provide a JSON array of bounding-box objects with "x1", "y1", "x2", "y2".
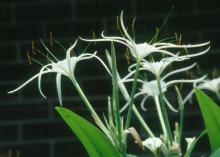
[
  {"x1": 56, "y1": 107, "x2": 121, "y2": 157},
  {"x1": 210, "y1": 148, "x2": 220, "y2": 157},
  {"x1": 195, "y1": 89, "x2": 220, "y2": 151}
]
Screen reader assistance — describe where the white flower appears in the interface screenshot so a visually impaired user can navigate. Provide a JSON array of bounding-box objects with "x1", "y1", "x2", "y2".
[
  {"x1": 142, "y1": 137, "x2": 162, "y2": 153},
  {"x1": 184, "y1": 77, "x2": 220, "y2": 103},
  {"x1": 120, "y1": 63, "x2": 206, "y2": 112},
  {"x1": 197, "y1": 77, "x2": 220, "y2": 94},
  {"x1": 80, "y1": 11, "x2": 210, "y2": 60},
  {"x1": 8, "y1": 40, "x2": 110, "y2": 106},
  {"x1": 185, "y1": 137, "x2": 196, "y2": 151}
]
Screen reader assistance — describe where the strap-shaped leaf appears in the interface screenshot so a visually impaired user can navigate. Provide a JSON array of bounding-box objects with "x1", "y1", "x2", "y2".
[
  {"x1": 210, "y1": 147, "x2": 220, "y2": 157},
  {"x1": 56, "y1": 107, "x2": 121, "y2": 157},
  {"x1": 195, "y1": 88, "x2": 220, "y2": 151}
]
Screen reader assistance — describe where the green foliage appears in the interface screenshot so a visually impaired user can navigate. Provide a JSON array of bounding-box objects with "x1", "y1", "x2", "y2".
[
  {"x1": 195, "y1": 88, "x2": 220, "y2": 151},
  {"x1": 126, "y1": 154, "x2": 138, "y2": 157},
  {"x1": 55, "y1": 107, "x2": 121, "y2": 157},
  {"x1": 210, "y1": 148, "x2": 220, "y2": 157}
]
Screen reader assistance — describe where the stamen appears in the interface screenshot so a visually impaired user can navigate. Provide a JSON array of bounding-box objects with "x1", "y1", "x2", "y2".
[
  {"x1": 30, "y1": 57, "x2": 44, "y2": 66},
  {"x1": 212, "y1": 67, "x2": 219, "y2": 78},
  {"x1": 47, "y1": 53, "x2": 50, "y2": 64},
  {"x1": 27, "y1": 50, "x2": 32, "y2": 65},
  {"x1": 179, "y1": 83, "x2": 183, "y2": 91},
  {"x1": 132, "y1": 17, "x2": 136, "y2": 40},
  {"x1": 32, "y1": 41, "x2": 36, "y2": 54},
  {"x1": 53, "y1": 39, "x2": 66, "y2": 52},
  {"x1": 116, "y1": 16, "x2": 120, "y2": 31},
  {"x1": 34, "y1": 49, "x2": 54, "y2": 63},
  {"x1": 125, "y1": 48, "x2": 130, "y2": 64},
  {"x1": 8, "y1": 148, "x2": 12, "y2": 157},
  {"x1": 175, "y1": 33, "x2": 182, "y2": 45},
  {"x1": 92, "y1": 31, "x2": 96, "y2": 45},
  {"x1": 82, "y1": 43, "x2": 91, "y2": 54},
  {"x1": 179, "y1": 34, "x2": 182, "y2": 45},
  {"x1": 49, "y1": 32, "x2": 53, "y2": 47},
  {"x1": 132, "y1": 17, "x2": 136, "y2": 30},
  {"x1": 40, "y1": 39, "x2": 59, "y2": 61},
  {"x1": 16, "y1": 150, "x2": 20, "y2": 157},
  {"x1": 151, "y1": 27, "x2": 159, "y2": 44},
  {"x1": 156, "y1": 36, "x2": 176, "y2": 43}
]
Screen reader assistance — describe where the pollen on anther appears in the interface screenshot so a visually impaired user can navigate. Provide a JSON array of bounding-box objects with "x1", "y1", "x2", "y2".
[
  {"x1": 92, "y1": 31, "x2": 96, "y2": 45},
  {"x1": 27, "y1": 50, "x2": 32, "y2": 65},
  {"x1": 175, "y1": 33, "x2": 182, "y2": 45},
  {"x1": 49, "y1": 32, "x2": 53, "y2": 47},
  {"x1": 125, "y1": 48, "x2": 130, "y2": 64},
  {"x1": 31, "y1": 41, "x2": 36, "y2": 54}
]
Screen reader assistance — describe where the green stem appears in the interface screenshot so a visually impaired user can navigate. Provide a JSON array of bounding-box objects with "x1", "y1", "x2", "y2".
[
  {"x1": 156, "y1": 78, "x2": 173, "y2": 144},
  {"x1": 70, "y1": 78, "x2": 110, "y2": 138},
  {"x1": 125, "y1": 59, "x2": 141, "y2": 129},
  {"x1": 133, "y1": 106, "x2": 155, "y2": 137},
  {"x1": 106, "y1": 51, "x2": 154, "y2": 137},
  {"x1": 111, "y1": 43, "x2": 122, "y2": 150},
  {"x1": 176, "y1": 87, "x2": 184, "y2": 145},
  {"x1": 154, "y1": 96, "x2": 168, "y2": 138}
]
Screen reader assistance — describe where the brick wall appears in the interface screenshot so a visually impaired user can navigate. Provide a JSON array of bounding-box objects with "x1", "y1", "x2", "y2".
[{"x1": 0, "y1": 0, "x2": 220, "y2": 157}]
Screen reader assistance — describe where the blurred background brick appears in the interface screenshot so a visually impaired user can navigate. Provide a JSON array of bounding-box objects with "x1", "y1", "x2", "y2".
[{"x1": 1, "y1": 0, "x2": 220, "y2": 156}]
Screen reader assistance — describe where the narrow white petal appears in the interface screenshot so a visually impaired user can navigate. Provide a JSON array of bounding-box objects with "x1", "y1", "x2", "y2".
[
  {"x1": 121, "y1": 70, "x2": 136, "y2": 82},
  {"x1": 78, "y1": 52, "x2": 112, "y2": 76},
  {"x1": 166, "y1": 75, "x2": 207, "y2": 87},
  {"x1": 183, "y1": 89, "x2": 195, "y2": 104},
  {"x1": 79, "y1": 37, "x2": 134, "y2": 50},
  {"x1": 120, "y1": 11, "x2": 133, "y2": 41},
  {"x1": 101, "y1": 31, "x2": 133, "y2": 46},
  {"x1": 156, "y1": 41, "x2": 210, "y2": 49},
  {"x1": 162, "y1": 63, "x2": 196, "y2": 81},
  {"x1": 38, "y1": 65, "x2": 52, "y2": 98},
  {"x1": 128, "y1": 63, "x2": 138, "y2": 72},
  {"x1": 180, "y1": 46, "x2": 210, "y2": 58},
  {"x1": 121, "y1": 78, "x2": 145, "y2": 83},
  {"x1": 163, "y1": 96, "x2": 178, "y2": 112},
  {"x1": 56, "y1": 73, "x2": 63, "y2": 106},
  {"x1": 93, "y1": 55, "x2": 112, "y2": 76},
  {"x1": 66, "y1": 40, "x2": 78, "y2": 77},
  {"x1": 153, "y1": 49, "x2": 177, "y2": 57},
  {"x1": 8, "y1": 70, "x2": 50, "y2": 94},
  {"x1": 140, "y1": 95, "x2": 149, "y2": 111}
]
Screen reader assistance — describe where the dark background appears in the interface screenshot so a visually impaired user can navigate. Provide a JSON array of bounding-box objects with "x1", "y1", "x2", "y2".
[{"x1": 0, "y1": 0, "x2": 220, "y2": 157}]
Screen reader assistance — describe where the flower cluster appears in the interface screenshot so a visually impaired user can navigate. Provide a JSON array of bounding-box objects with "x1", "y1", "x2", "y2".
[{"x1": 8, "y1": 11, "x2": 216, "y2": 157}]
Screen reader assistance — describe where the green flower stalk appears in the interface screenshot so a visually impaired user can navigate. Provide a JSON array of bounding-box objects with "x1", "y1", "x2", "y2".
[{"x1": 7, "y1": 10, "x2": 214, "y2": 157}]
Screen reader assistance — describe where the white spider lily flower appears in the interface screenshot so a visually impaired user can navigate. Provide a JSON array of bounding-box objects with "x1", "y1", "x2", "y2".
[
  {"x1": 80, "y1": 11, "x2": 210, "y2": 60},
  {"x1": 120, "y1": 63, "x2": 206, "y2": 112},
  {"x1": 142, "y1": 137, "x2": 162, "y2": 153},
  {"x1": 197, "y1": 77, "x2": 220, "y2": 94},
  {"x1": 8, "y1": 40, "x2": 111, "y2": 106},
  {"x1": 184, "y1": 77, "x2": 220, "y2": 103},
  {"x1": 185, "y1": 137, "x2": 196, "y2": 151},
  {"x1": 125, "y1": 45, "x2": 210, "y2": 80}
]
